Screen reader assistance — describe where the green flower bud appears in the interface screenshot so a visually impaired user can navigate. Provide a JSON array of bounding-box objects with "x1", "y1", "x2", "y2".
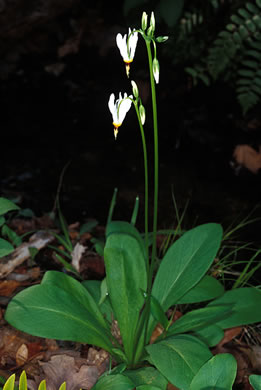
[
  {"x1": 131, "y1": 80, "x2": 139, "y2": 98},
  {"x1": 147, "y1": 26, "x2": 153, "y2": 37},
  {"x1": 139, "y1": 104, "x2": 146, "y2": 125},
  {"x1": 156, "y1": 36, "x2": 169, "y2": 43},
  {"x1": 150, "y1": 11, "x2": 155, "y2": 33},
  {"x1": 141, "y1": 11, "x2": 148, "y2": 30},
  {"x1": 152, "y1": 57, "x2": 160, "y2": 84}
]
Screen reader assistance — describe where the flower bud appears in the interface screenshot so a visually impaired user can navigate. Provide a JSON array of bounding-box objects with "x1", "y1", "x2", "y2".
[
  {"x1": 131, "y1": 80, "x2": 139, "y2": 98},
  {"x1": 156, "y1": 36, "x2": 169, "y2": 43},
  {"x1": 147, "y1": 26, "x2": 154, "y2": 37},
  {"x1": 139, "y1": 104, "x2": 146, "y2": 125},
  {"x1": 153, "y1": 57, "x2": 160, "y2": 84},
  {"x1": 141, "y1": 12, "x2": 148, "y2": 31},
  {"x1": 150, "y1": 12, "x2": 155, "y2": 33}
]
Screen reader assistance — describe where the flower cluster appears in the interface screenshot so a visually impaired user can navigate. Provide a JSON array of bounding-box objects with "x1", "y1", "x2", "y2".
[{"x1": 108, "y1": 11, "x2": 168, "y2": 139}]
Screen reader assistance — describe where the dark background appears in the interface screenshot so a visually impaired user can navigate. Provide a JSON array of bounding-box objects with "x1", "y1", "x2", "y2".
[{"x1": 1, "y1": 0, "x2": 261, "y2": 241}]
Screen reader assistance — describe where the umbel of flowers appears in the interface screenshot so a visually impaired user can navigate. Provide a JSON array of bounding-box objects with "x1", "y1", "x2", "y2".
[{"x1": 108, "y1": 11, "x2": 168, "y2": 140}]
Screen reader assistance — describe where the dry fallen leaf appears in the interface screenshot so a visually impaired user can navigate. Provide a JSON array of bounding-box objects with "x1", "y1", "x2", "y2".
[
  {"x1": 71, "y1": 243, "x2": 86, "y2": 272},
  {"x1": 233, "y1": 144, "x2": 261, "y2": 174},
  {"x1": 16, "y1": 343, "x2": 28, "y2": 366},
  {"x1": 0, "y1": 280, "x2": 21, "y2": 296},
  {"x1": 30, "y1": 354, "x2": 100, "y2": 390}
]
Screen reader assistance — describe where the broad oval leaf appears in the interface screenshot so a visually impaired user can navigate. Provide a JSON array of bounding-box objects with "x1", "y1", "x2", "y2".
[
  {"x1": 0, "y1": 238, "x2": 14, "y2": 257},
  {"x1": 106, "y1": 221, "x2": 146, "y2": 259},
  {"x1": 123, "y1": 367, "x2": 168, "y2": 390},
  {"x1": 5, "y1": 272, "x2": 114, "y2": 353},
  {"x1": 0, "y1": 197, "x2": 20, "y2": 216},
  {"x1": 190, "y1": 353, "x2": 237, "y2": 390},
  {"x1": 146, "y1": 334, "x2": 212, "y2": 390},
  {"x1": 167, "y1": 305, "x2": 233, "y2": 336},
  {"x1": 41, "y1": 271, "x2": 109, "y2": 329},
  {"x1": 208, "y1": 287, "x2": 261, "y2": 328},
  {"x1": 104, "y1": 228, "x2": 147, "y2": 363},
  {"x1": 92, "y1": 374, "x2": 135, "y2": 390},
  {"x1": 152, "y1": 223, "x2": 223, "y2": 312},
  {"x1": 82, "y1": 279, "x2": 113, "y2": 323},
  {"x1": 177, "y1": 275, "x2": 225, "y2": 304},
  {"x1": 193, "y1": 324, "x2": 224, "y2": 347},
  {"x1": 249, "y1": 374, "x2": 261, "y2": 390}
]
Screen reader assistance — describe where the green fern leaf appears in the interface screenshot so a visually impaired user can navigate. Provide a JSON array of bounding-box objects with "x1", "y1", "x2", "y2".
[
  {"x1": 246, "y1": 3, "x2": 260, "y2": 14},
  {"x1": 253, "y1": 15, "x2": 261, "y2": 28},
  {"x1": 239, "y1": 25, "x2": 250, "y2": 39},
  {"x1": 242, "y1": 59, "x2": 259, "y2": 69},
  {"x1": 238, "y1": 8, "x2": 252, "y2": 19}
]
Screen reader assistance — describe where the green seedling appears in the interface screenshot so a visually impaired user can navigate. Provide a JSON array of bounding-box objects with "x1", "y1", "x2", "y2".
[{"x1": 0, "y1": 197, "x2": 20, "y2": 258}]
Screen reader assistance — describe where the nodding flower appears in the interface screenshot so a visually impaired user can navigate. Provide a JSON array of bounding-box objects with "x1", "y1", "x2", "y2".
[
  {"x1": 116, "y1": 28, "x2": 138, "y2": 77},
  {"x1": 108, "y1": 92, "x2": 133, "y2": 139}
]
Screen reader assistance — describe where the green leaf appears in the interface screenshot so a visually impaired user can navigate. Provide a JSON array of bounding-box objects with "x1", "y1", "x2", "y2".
[
  {"x1": 104, "y1": 225, "x2": 147, "y2": 363},
  {"x1": 19, "y1": 371, "x2": 27, "y2": 390},
  {"x1": 2, "y1": 225, "x2": 22, "y2": 247},
  {"x1": 167, "y1": 305, "x2": 232, "y2": 336},
  {"x1": 246, "y1": 2, "x2": 259, "y2": 14},
  {"x1": 3, "y1": 374, "x2": 15, "y2": 390},
  {"x1": 190, "y1": 353, "x2": 237, "y2": 390},
  {"x1": 193, "y1": 324, "x2": 224, "y2": 347},
  {"x1": 177, "y1": 275, "x2": 225, "y2": 304},
  {"x1": 54, "y1": 253, "x2": 80, "y2": 277},
  {"x1": 158, "y1": 0, "x2": 184, "y2": 27},
  {"x1": 208, "y1": 287, "x2": 261, "y2": 328},
  {"x1": 82, "y1": 279, "x2": 113, "y2": 323},
  {"x1": 0, "y1": 238, "x2": 14, "y2": 257},
  {"x1": 150, "y1": 295, "x2": 169, "y2": 329},
  {"x1": 238, "y1": 8, "x2": 251, "y2": 20},
  {"x1": 0, "y1": 216, "x2": 5, "y2": 228},
  {"x1": 146, "y1": 334, "x2": 212, "y2": 390},
  {"x1": 152, "y1": 224, "x2": 223, "y2": 311},
  {"x1": 0, "y1": 197, "x2": 20, "y2": 216},
  {"x1": 5, "y1": 271, "x2": 114, "y2": 353},
  {"x1": 246, "y1": 20, "x2": 256, "y2": 33},
  {"x1": 106, "y1": 221, "x2": 146, "y2": 259},
  {"x1": 249, "y1": 374, "x2": 261, "y2": 389},
  {"x1": 136, "y1": 386, "x2": 161, "y2": 390},
  {"x1": 238, "y1": 25, "x2": 249, "y2": 39},
  {"x1": 123, "y1": 367, "x2": 168, "y2": 390},
  {"x1": 92, "y1": 374, "x2": 135, "y2": 390},
  {"x1": 38, "y1": 380, "x2": 46, "y2": 390}
]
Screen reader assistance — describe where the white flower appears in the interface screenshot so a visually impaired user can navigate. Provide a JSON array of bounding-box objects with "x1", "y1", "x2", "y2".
[
  {"x1": 116, "y1": 28, "x2": 138, "y2": 76},
  {"x1": 108, "y1": 92, "x2": 133, "y2": 139}
]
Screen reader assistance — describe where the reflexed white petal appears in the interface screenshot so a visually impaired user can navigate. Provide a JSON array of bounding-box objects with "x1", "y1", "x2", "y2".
[
  {"x1": 116, "y1": 33, "x2": 128, "y2": 60},
  {"x1": 116, "y1": 29, "x2": 138, "y2": 62},
  {"x1": 108, "y1": 93, "x2": 115, "y2": 115},
  {"x1": 118, "y1": 95, "x2": 132, "y2": 123}
]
